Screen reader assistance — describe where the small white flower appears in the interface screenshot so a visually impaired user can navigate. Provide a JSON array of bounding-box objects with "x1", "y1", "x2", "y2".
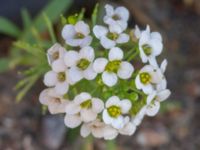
[
  {"x1": 64, "y1": 46, "x2": 97, "y2": 84},
  {"x1": 47, "y1": 43, "x2": 66, "y2": 66},
  {"x1": 135, "y1": 64, "x2": 163, "y2": 94},
  {"x1": 93, "y1": 47, "x2": 134, "y2": 87},
  {"x1": 103, "y1": 4, "x2": 129, "y2": 31},
  {"x1": 64, "y1": 92, "x2": 104, "y2": 128},
  {"x1": 102, "y1": 96, "x2": 132, "y2": 129},
  {"x1": 43, "y1": 62, "x2": 69, "y2": 95},
  {"x1": 62, "y1": 21, "x2": 92, "y2": 47},
  {"x1": 39, "y1": 88, "x2": 69, "y2": 114},
  {"x1": 135, "y1": 25, "x2": 163, "y2": 64},
  {"x1": 93, "y1": 25, "x2": 129, "y2": 49}
]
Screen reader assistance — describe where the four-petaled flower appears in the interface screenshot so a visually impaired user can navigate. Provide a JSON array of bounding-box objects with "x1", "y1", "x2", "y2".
[
  {"x1": 64, "y1": 46, "x2": 97, "y2": 84},
  {"x1": 39, "y1": 88, "x2": 69, "y2": 114},
  {"x1": 93, "y1": 25, "x2": 129, "y2": 49},
  {"x1": 62, "y1": 21, "x2": 92, "y2": 47},
  {"x1": 102, "y1": 96, "x2": 132, "y2": 129},
  {"x1": 135, "y1": 25, "x2": 163, "y2": 65},
  {"x1": 93, "y1": 47, "x2": 134, "y2": 87},
  {"x1": 104, "y1": 4, "x2": 129, "y2": 31},
  {"x1": 64, "y1": 92, "x2": 104, "y2": 128}
]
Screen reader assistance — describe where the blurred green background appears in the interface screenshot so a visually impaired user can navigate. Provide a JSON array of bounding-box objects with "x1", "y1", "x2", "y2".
[{"x1": 0, "y1": 0, "x2": 200, "y2": 149}]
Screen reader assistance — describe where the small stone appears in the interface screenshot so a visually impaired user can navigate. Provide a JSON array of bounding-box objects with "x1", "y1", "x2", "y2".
[
  {"x1": 42, "y1": 115, "x2": 67, "y2": 150},
  {"x1": 136, "y1": 127, "x2": 169, "y2": 147}
]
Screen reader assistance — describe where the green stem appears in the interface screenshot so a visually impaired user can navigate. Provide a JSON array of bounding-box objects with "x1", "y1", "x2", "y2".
[
  {"x1": 106, "y1": 140, "x2": 117, "y2": 150},
  {"x1": 127, "y1": 47, "x2": 140, "y2": 62},
  {"x1": 83, "y1": 136, "x2": 93, "y2": 150}
]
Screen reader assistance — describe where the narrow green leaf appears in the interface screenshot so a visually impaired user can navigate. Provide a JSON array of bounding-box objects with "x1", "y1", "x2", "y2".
[
  {"x1": 21, "y1": 8, "x2": 32, "y2": 30},
  {"x1": 33, "y1": 0, "x2": 73, "y2": 32},
  {"x1": 92, "y1": 3, "x2": 99, "y2": 27},
  {"x1": 43, "y1": 13, "x2": 57, "y2": 43},
  {"x1": 0, "y1": 58, "x2": 10, "y2": 73},
  {"x1": 16, "y1": 74, "x2": 39, "y2": 102},
  {"x1": 0, "y1": 17, "x2": 21, "y2": 37},
  {"x1": 13, "y1": 41, "x2": 45, "y2": 58},
  {"x1": 78, "y1": 8, "x2": 85, "y2": 21}
]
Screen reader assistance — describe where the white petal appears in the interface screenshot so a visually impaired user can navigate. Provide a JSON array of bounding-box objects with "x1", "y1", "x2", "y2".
[
  {"x1": 117, "y1": 61, "x2": 134, "y2": 79},
  {"x1": 74, "y1": 92, "x2": 91, "y2": 104},
  {"x1": 139, "y1": 46, "x2": 148, "y2": 63},
  {"x1": 102, "y1": 71, "x2": 118, "y2": 87},
  {"x1": 146, "y1": 92, "x2": 156, "y2": 105},
  {"x1": 92, "y1": 128, "x2": 104, "y2": 138},
  {"x1": 146, "y1": 101, "x2": 160, "y2": 117},
  {"x1": 83, "y1": 64, "x2": 97, "y2": 80},
  {"x1": 119, "y1": 122, "x2": 136, "y2": 135},
  {"x1": 79, "y1": 36, "x2": 92, "y2": 48},
  {"x1": 64, "y1": 114, "x2": 81, "y2": 128},
  {"x1": 65, "y1": 39, "x2": 82, "y2": 47},
  {"x1": 111, "y1": 116, "x2": 124, "y2": 129},
  {"x1": 103, "y1": 110, "x2": 113, "y2": 124},
  {"x1": 103, "y1": 126, "x2": 118, "y2": 140},
  {"x1": 108, "y1": 47, "x2": 124, "y2": 61},
  {"x1": 115, "y1": 6, "x2": 129, "y2": 22},
  {"x1": 143, "y1": 84, "x2": 154, "y2": 94},
  {"x1": 55, "y1": 81, "x2": 69, "y2": 95},
  {"x1": 64, "y1": 51, "x2": 79, "y2": 67},
  {"x1": 93, "y1": 58, "x2": 108, "y2": 73},
  {"x1": 151, "y1": 32, "x2": 162, "y2": 41},
  {"x1": 92, "y1": 98, "x2": 104, "y2": 113},
  {"x1": 109, "y1": 23, "x2": 122, "y2": 34},
  {"x1": 79, "y1": 46, "x2": 94, "y2": 61},
  {"x1": 68, "y1": 67, "x2": 83, "y2": 84},
  {"x1": 139, "y1": 30, "x2": 150, "y2": 46},
  {"x1": 150, "y1": 70, "x2": 163, "y2": 84},
  {"x1": 48, "y1": 100, "x2": 68, "y2": 114},
  {"x1": 80, "y1": 123, "x2": 91, "y2": 137},
  {"x1": 150, "y1": 40, "x2": 163, "y2": 56},
  {"x1": 120, "y1": 99, "x2": 132, "y2": 114},
  {"x1": 160, "y1": 59, "x2": 168, "y2": 73},
  {"x1": 81, "y1": 109, "x2": 97, "y2": 122},
  {"x1": 148, "y1": 57, "x2": 158, "y2": 68},
  {"x1": 106, "y1": 96, "x2": 120, "y2": 107},
  {"x1": 39, "y1": 89, "x2": 50, "y2": 105},
  {"x1": 105, "y1": 4, "x2": 114, "y2": 16},
  {"x1": 157, "y1": 89, "x2": 171, "y2": 102},
  {"x1": 75, "y1": 21, "x2": 90, "y2": 36},
  {"x1": 93, "y1": 25, "x2": 108, "y2": 38},
  {"x1": 135, "y1": 75, "x2": 143, "y2": 90},
  {"x1": 43, "y1": 71, "x2": 57, "y2": 87},
  {"x1": 100, "y1": 36, "x2": 116, "y2": 49},
  {"x1": 65, "y1": 102, "x2": 81, "y2": 115},
  {"x1": 116, "y1": 33, "x2": 129, "y2": 43},
  {"x1": 156, "y1": 78, "x2": 167, "y2": 91},
  {"x1": 61, "y1": 24, "x2": 76, "y2": 40},
  {"x1": 52, "y1": 59, "x2": 67, "y2": 72},
  {"x1": 134, "y1": 25, "x2": 141, "y2": 39}
]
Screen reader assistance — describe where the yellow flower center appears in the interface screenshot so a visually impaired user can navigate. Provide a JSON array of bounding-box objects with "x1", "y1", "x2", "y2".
[
  {"x1": 139, "y1": 72, "x2": 151, "y2": 84},
  {"x1": 75, "y1": 32, "x2": 85, "y2": 39},
  {"x1": 112, "y1": 14, "x2": 121, "y2": 21},
  {"x1": 80, "y1": 99, "x2": 92, "y2": 109},
  {"x1": 107, "y1": 32, "x2": 119, "y2": 40},
  {"x1": 107, "y1": 105, "x2": 121, "y2": 118},
  {"x1": 77, "y1": 58, "x2": 90, "y2": 70},
  {"x1": 57, "y1": 72, "x2": 66, "y2": 82},
  {"x1": 52, "y1": 51, "x2": 59, "y2": 60},
  {"x1": 105, "y1": 60, "x2": 121, "y2": 73},
  {"x1": 142, "y1": 44, "x2": 152, "y2": 56}
]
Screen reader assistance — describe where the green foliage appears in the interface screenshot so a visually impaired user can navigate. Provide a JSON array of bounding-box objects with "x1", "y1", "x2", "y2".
[
  {"x1": 92, "y1": 3, "x2": 99, "y2": 27},
  {"x1": 0, "y1": 0, "x2": 73, "y2": 102},
  {"x1": 0, "y1": 17, "x2": 21, "y2": 38}
]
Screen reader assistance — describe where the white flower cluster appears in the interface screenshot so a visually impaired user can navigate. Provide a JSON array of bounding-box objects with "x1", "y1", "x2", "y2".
[{"x1": 39, "y1": 4, "x2": 171, "y2": 140}]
